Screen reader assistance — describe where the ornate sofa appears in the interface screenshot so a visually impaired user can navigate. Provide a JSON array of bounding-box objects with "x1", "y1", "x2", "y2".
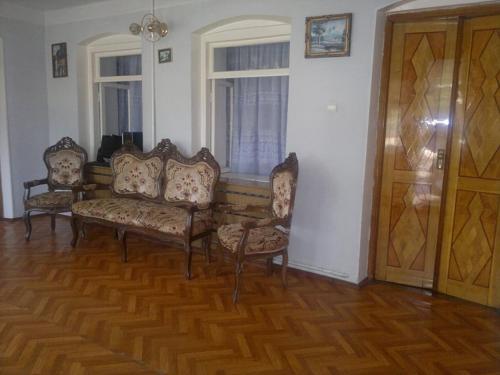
[{"x1": 71, "y1": 139, "x2": 220, "y2": 279}]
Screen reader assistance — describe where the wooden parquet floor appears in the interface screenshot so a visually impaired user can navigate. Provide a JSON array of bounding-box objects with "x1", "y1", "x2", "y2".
[{"x1": 0, "y1": 217, "x2": 499, "y2": 374}]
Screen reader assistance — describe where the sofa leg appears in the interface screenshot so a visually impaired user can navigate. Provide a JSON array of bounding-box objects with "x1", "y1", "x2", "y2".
[
  {"x1": 117, "y1": 230, "x2": 128, "y2": 262},
  {"x1": 50, "y1": 214, "x2": 56, "y2": 231},
  {"x1": 184, "y1": 243, "x2": 193, "y2": 280},
  {"x1": 24, "y1": 211, "x2": 32, "y2": 241},
  {"x1": 70, "y1": 217, "x2": 79, "y2": 247},
  {"x1": 202, "y1": 234, "x2": 212, "y2": 264},
  {"x1": 266, "y1": 258, "x2": 273, "y2": 276},
  {"x1": 233, "y1": 259, "x2": 243, "y2": 304}
]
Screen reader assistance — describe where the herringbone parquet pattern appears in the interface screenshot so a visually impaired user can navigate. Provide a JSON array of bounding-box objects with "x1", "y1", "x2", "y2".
[{"x1": 0, "y1": 217, "x2": 499, "y2": 374}]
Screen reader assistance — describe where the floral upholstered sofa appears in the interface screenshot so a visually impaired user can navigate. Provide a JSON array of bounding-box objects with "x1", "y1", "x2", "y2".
[{"x1": 71, "y1": 139, "x2": 220, "y2": 279}]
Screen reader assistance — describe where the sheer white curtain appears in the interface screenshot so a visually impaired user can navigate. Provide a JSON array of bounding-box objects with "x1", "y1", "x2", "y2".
[
  {"x1": 228, "y1": 43, "x2": 289, "y2": 176},
  {"x1": 117, "y1": 56, "x2": 142, "y2": 134}
]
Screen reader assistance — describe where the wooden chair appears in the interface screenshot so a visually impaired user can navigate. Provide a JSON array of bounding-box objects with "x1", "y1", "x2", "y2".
[
  {"x1": 23, "y1": 137, "x2": 88, "y2": 240},
  {"x1": 216, "y1": 153, "x2": 298, "y2": 303}
]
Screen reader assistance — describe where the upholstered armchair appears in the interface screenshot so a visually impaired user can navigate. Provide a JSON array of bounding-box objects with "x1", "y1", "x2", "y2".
[
  {"x1": 217, "y1": 153, "x2": 298, "y2": 303},
  {"x1": 23, "y1": 137, "x2": 88, "y2": 240}
]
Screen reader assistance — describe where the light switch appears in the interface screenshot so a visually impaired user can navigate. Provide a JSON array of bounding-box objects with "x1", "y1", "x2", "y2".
[{"x1": 327, "y1": 104, "x2": 337, "y2": 112}]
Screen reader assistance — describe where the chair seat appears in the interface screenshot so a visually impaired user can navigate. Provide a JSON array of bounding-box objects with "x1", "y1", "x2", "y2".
[
  {"x1": 217, "y1": 224, "x2": 289, "y2": 254},
  {"x1": 72, "y1": 198, "x2": 213, "y2": 236},
  {"x1": 25, "y1": 191, "x2": 73, "y2": 210}
]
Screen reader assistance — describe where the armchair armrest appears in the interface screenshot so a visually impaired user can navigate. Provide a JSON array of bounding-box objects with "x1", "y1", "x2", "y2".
[
  {"x1": 167, "y1": 201, "x2": 214, "y2": 213},
  {"x1": 240, "y1": 217, "x2": 288, "y2": 230},
  {"x1": 23, "y1": 178, "x2": 48, "y2": 202},
  {"x1": 23, "y1": 178, "x2": 48, "y2": 189}
]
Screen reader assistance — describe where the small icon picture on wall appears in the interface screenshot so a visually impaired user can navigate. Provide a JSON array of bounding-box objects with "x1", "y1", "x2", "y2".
[{"x1": 158, "y1": 48, "x2": 172, "y2": 63}]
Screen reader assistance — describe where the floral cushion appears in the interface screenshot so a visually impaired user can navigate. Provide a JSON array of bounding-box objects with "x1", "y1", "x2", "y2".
[
  {"x1": 72, "y1": 198, "x2": 213, "y2": 236},
  {"x1": 217, "y1": 224, "x2": 288, "y2": 254},
  {"x1": 112, "y1": 155, "x2": 163, "y2": 199},
  {"x1": 25, "y1": 191, "x2": 73, "y2": 210},
  {"x1": 47, "y1": 150, "x2": 84, "y2": 187},
  {"x1": 164, "y1": 160, "x2": 216, "y2": 205},
  {"x1": 272, "y1": 171, "x2": 294, "y2": 218}
]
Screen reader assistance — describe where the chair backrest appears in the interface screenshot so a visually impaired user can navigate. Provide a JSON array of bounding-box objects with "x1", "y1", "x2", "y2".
[
  {"x1": 163, "y1": 147, "x2": 221, "y2": 206},
  {"x1": 270, "y1": 153, "x2": 299, "y2": 225},
  {"x1": 43, "y1": 137, "x2": 88, "y2": 190},
  {"x1": 110, "y1": 139, "x2": 174, "y2": 201}
]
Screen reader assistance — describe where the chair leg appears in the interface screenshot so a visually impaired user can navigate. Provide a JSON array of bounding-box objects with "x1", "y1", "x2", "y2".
[
  {"x1": 281, "y1": 250, "x2": 288, "y2": 289},
  {"x1": 117, "y1": 230, "x2": 128, "y2": 262},
  {"x1": 24, "y1": 211, "x2": 32, "y2": 241},
  {"x1": 266, "y1": 258, "x2": 273, "y2": 276},
  {"x1": 70, "y1": 217, "x2": 79, "y2": 247},
  {"x1": 184, "y1": 242, "x2": 193, "y2": 280},
  {"x1": 232, "y1": 259, "x2": 243, "y2": 304},
  {"x1": 50, "y1": 214, "x2": 56, "y2": 231},
  {"x1": 202, "y1": 234, "x2": 212, "y2": 264}
]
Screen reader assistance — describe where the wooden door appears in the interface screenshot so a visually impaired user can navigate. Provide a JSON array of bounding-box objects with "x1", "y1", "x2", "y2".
[
  {"x1": 375, "y1": 20, "x2": 458, "y2": 288},
  {"x1": 438, "y1": 15, "x2": 500, "y2": 307}
]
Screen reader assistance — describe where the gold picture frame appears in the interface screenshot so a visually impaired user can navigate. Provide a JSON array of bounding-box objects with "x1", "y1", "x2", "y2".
[{"x1": 305, "y1": 13, "x2": 352, "y2": 58}]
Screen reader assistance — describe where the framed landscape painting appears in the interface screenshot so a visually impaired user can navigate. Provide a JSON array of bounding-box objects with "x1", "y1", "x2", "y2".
[{"x1": 305, "y1": 13, "x2": 352, "y2": 58}]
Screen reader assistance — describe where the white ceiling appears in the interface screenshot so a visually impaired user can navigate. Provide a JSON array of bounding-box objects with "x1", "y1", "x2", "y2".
[{"x1": 10, "y1": 0, "x2": 112, "y2": 11}]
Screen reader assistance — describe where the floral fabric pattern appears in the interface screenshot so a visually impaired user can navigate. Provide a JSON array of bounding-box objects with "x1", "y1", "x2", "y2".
[
  {"x1": 112, "y1": 155, "x2": 163, "y2": 199},
  {"x1": 164, "y1": 160, "x2": 216, "y2": 205},
  {"x1": 272, "y1": 171, "x2": 294, "y2": 218},
  {"x1": 47, "y1": 150, "x2": 84, "y2": 187},
  {"x1": 25, "y1": 191, "x2": 73, "y2": 210},
  {"x1": 217, "y1": 224, "x2": 288, "y2": 254},
  {"x1": 72, "y1": 198, "x2": 213, "y2": 236}
]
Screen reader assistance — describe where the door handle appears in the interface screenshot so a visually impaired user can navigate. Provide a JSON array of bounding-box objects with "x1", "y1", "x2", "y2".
[{"x1": 437, "y1": 149, "x2": 445, "y2": 170}]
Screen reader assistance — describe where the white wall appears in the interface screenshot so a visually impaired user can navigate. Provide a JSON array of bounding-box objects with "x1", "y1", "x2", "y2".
[{"x1": 0, "y1": 9, "x2": 49, "y2": 217}]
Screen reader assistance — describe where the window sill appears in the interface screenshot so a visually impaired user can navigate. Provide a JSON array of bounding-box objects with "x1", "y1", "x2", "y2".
[{"x1": 220, "y1": 172, "x2": 270, "y2": 188}]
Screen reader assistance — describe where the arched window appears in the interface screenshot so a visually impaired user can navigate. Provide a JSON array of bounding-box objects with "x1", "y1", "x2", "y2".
[{"x1": 199, "y1": 18, "x2": 291, "y2": 178}]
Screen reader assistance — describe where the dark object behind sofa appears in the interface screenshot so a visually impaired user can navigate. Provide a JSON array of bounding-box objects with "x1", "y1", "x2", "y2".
[{"x1": 96, "y1": 135, "x2": 122, "y2": 163}]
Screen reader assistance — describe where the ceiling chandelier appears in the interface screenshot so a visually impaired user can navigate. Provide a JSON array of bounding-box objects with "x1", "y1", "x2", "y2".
[{"x1": 129, "y1": 0, "x2": 168, "y2": 42}]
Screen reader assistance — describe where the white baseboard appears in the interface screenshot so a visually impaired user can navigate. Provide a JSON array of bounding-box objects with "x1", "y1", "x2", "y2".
[{"x1": 273, "y1": 256, "x2": 351, "y2": 281}]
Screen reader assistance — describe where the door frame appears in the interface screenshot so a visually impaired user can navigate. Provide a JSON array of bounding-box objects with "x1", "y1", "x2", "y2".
[
  {"x1": 0, "y1": 37, "x2": 14, "y2": 219},
  {"x1": 367, "y1": 2, "x2": 500, "y2": 288}
]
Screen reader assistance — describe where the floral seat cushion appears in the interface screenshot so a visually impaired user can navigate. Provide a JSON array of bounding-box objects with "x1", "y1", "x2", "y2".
[
  {"x1": 217, "y1": 224, "x2": 288, "y2": 254},
  {"x1": 25, "y1": 191, "x2": 73, "y2": 209},
  {"x1": 72, "y1": 198, "x2": 213, "y2": 236}
]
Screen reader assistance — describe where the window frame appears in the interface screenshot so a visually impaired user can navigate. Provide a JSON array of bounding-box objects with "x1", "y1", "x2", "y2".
[
  {"x1": 87, "y1": 39, "x2": 142, "y2": 154},
  {"x1": 200, "y1": 19, "x2": 291, "y2": 177}
]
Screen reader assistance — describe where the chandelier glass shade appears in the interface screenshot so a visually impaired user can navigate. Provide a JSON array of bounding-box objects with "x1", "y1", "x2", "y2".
[{"x1": 130, "y1": 13, "x2": 168, "y2": 42}]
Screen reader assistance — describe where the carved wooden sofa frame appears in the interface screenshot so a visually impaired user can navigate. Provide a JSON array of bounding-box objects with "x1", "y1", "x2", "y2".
[
  {"x1": 23, "y1": 137, "x2": 88, "y2": 240},
  {"x1": 71, "y1": 139, "x2": 221, "y2": 279}
]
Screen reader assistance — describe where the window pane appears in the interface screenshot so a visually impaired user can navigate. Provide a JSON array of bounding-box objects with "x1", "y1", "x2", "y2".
[
  {"x1": 213, "y1": 42, "x2": 289, "y2": 72},
  {"x1": 212, "y1": 76, "x2": 288, "y2": 176},
  {"x1": 100, "y1": 54, "x2": 141, "y2": 77},
  {"x1": 99, "y1": 81, "x2": 142, "y2": 136}
]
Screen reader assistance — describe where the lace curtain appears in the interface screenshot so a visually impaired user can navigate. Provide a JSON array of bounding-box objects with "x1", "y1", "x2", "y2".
[
  {"x1": 227, "y1": 43, "x2": 289, "y2": 176},
  {"x1": 117, "y1": 55, "x2": 142, "y2": 134}
]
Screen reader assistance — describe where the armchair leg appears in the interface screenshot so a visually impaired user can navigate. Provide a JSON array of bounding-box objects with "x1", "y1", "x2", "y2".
[
  {"x1": 281, "y1": 250, "x2": 288, "y2": 289},
  {"x1": 24, "y1": 211, "x2": 32, "y2": 241},
  {"x1": 184, "y1": 242, "x2": 193, "y2": 280},
  {"x1": 117, "y1": 230, "x2": 128, "y2": 262},
  {"x1": 50, "y1": 214, "x2": 56, "y2": 231},
  {"x1": 266, "y1": 258, "x2": 273, "y2": 276},
  {"x1": 233, "y1": 259, "x2": 243, "y2": 304},
  {"x1": 202, "y1": 234, "x2": 212, "y2": 264},
  {"x1": 70, "y1": 217, "x2": 80, "y2": 247}
]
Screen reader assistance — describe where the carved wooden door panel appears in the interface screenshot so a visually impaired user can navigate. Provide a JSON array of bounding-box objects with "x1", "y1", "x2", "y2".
[
  {"x1": 438, "y1": 15, "x2": 500, "y2": 307},
  {"x1": 375, "y1": 20, "x2": 458, "y2": 287}
]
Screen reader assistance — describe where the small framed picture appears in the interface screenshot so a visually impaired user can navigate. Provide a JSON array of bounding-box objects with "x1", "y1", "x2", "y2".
[
  {"x1": 305, "y1": 13, "x2": 352, "y2": 58},
  {"x1": 51, "y1": 42, "x2": 68, "y2": 78},
  {"x1": 158, "y1": 48, "x2": 172, "y2": 64}
]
